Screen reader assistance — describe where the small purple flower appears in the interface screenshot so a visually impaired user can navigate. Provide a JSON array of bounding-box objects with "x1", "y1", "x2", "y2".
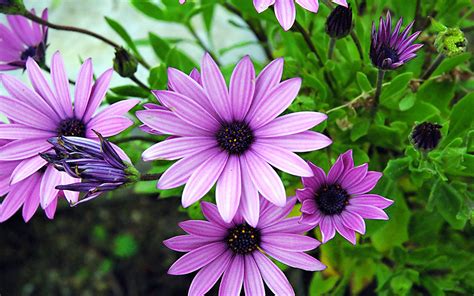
[
  {"x1": 41, "y1": 132, "x2": 139, "y2": 204},
  {"x1": 297, "y1": 150, "x2": 393, "y2": 244},
  {"x1": 0, "y1": 9, "x2": 48, "y2": 71},
  {"x1": 164, "y1": 197, "x2": 325, "y2": 296},
  {"x1": 137, "y1": 54, "x2": 331, "y2": 226},
  {"x1": 253, "y1": 0, "x2": 348, "y2": 31},
  {"x1": 370, "y1": 11, "x2": 423, "y2": 70},
  {"x1": 0, "y1": 52, "x2": 138, "y2": 222}
]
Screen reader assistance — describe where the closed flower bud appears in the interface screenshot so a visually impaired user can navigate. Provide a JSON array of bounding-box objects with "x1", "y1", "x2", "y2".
[
  {"x1": 0, "y1": 0, "x2": 26, "y2": 14},
  {"x1": 411, "y1": 122, "x2": 442, "y2": 151},
  {"x1": 326, "y1": 4, "x2": 353, "y2": 39},
  {"x1": 113, "y1": 47, "x2": 138, "y2": 78},
  {"x1": 434, "y1": 28, "x2": 467, "y2": 57}
]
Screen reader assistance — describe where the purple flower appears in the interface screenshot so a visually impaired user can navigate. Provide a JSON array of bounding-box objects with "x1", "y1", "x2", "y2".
[
  {"x1": 253, "y1": 0, "x2": 348, "y2": 31},
  {"x1": 0, "y1": 52, "x2": 139, "y2": 222},
  {"x1": 297, "y1": 150, "x2": 393, "y2": 244},
  {"x1": 41, "y1": 132, "x2": 139, "y2": 204},
  {"x1": 0, "y1": 9, "x2": 48, "y2": 71},
  {"x1": 137, "y1": 54, "x2": 331, "y2": 225},
  {"x1": 164, "y1": 197, "x2": 325, "y2": 296},
  {"x1": 370, "y1": 11, "x2": 423, "y2": 70}
]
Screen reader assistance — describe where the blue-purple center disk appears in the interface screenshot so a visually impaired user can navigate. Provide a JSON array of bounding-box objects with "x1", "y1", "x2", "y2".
[
  {"x1": 226, "y1": 224, "x2": 260, "y2": 254},
  {"x1": 315, "y1": 184, "x2": 350, "y2": 215},
  {"x1": 20, "y1": 46, "x2": 38, "y2": 61},
  {"x1": 57, "y1": 118, "x2": 86, "y2": 137},
  {"x1": 381, "y1": 45, "x2": 400, "y2": 64},
  {"x1": 216, "y1": 121, "x2": 254, "y2": 155}
]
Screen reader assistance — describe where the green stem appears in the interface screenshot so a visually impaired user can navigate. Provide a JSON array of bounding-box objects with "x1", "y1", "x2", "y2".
[
  {"x1": 421, "y1": 53, "x2": 445, "y2": 81},
  {"x1": 185, "y1": 22, "x2": 221, "y2": 65},
  {"x1": 328, "y1": 38, "x2": 336, "y2": 59},
  {"x1": 373, "y1": 69, "x2": 385, "y2": 115},
  {"x1": 130, "y1": 75, "x2": 151, "y2": 92},
  {"x1": 350, "y1": 30, "x2": 364, "y2": 60},
  {"x1": 139, "y1": 173, "x2": 162, "y2": 181}
]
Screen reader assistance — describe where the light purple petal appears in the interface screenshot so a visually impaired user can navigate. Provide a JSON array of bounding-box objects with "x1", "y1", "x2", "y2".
[
  {"x1": 347, "y1": 172, "x2": 383, "y2": 195},
  {"x1": 51, "y1": 51, "x2": 74, "y2": 117},
  {"x1": 333, "y1": 215, "x2": 357, "y2": 244},
  {"x1": 247, "y1": 78, "x2": 301, "y2": 129},
  {"x1": 11, "y1": 155, "x2": 47, "y2": 184},
  {"x1": 136, "y1": 109, "x2": 210, "y2": 137},
  {"x1": 39, "y1": 165, "x2": 61, "y2": 208},
  {"x1": 87, "y1": 99, "x2": 140, "y2": 126},
  {"x1": 332, "y1": 0, "x2": 348, "y2": 7},
  {"x1": 261, "y1": 233, "x2": 320, "y2": 251},
  {"x1": 255, "y1": 112, "x2": 327, "y2": 137},
  {"x1": 216, "y1": 155, "x2": 242, "y2": 223},
  {"x1": 200, "y1": 201, "x2": 232, "y2": 229},
  {"x1": 182, "y1": 152, "x2": 229, "y2": 207},
  {"x1": 168, "y1": 242, "x2": 227, "y2": 275},
  {"x1": 296, "y1": 0, "x2": 319, "y2": 12},
  {"x1": 239, "y1": 166, "x2": 260, "y2": 227},
  {"x1": 340, "y1": 211, "x2": 366, "y2": 234},
  {"x1": 44, "y1": 195, "x2": 58, "y2": 219},
  {"x1": 261, "y1": 216, "x2": 313, "y2": 234},
  {"x1": 301, "y1": 198, "x2": 317, "y2": 214},
  {"x1": 60, "y1": 172, "x2": 79, "y2": 204},
  {"x1": 249, "y1": 58, "x2": 283, "y2": 116},
  {"x1": 74, "y1": 58, "x2": 94, "y2": 120},
  {"x1": 327, "y1": 152, "x2": 349, "y2": 184},
  {"x1": 274, "y1": 0, "x2": 296, "y2": 31},
  {"x1": 346, "y1": 205, "x2": 389, "y2": 220},
  {"x1": 302, "y1": 161, "x2": 327, "y2": 191},
  {"x1": 164, "y1": 235, "x2": 217, "y2": 252},
  {"x1": 0, "y1": 124, "x2": 55, "y2": 140},
  {"x1": 259, "y1": 196, "x2": 296, "y2": 227},
  {"x1": 300, "y1": 210, "x2": 322, "y2": 226},
  {"x1": 82, "y1": 68, "x2": 114, "y2": 122},
  {"x1": 262, "y1": 244, "x2": 326, "y2": 271},
  {"x1": 252, "y1": 143, "x2": 313, "y2": 177},
  {"x1": 0, "y1": 172, "x2": 40, "y2": 222},
  {"x1": 142, "y1": 137, "x2": 217, "y2": 161},
  {"x1": 179, "y1": 220, "x2": 228, "y2": 237},
  {"x1": 340, "y1": 164, "x2": 368, "y2": 189},
  {"x1": 0, "y1": 139, "x2": 51, "y2": 161},
  {"x1": 243, "y1": 255, "x2": 265, "y2": 296},
  {"x1": 188, "y1": 251, "x2": 232, "y2": 296},
  {"x1": 241, "y1": 150, "x2": 286, "y2": 207},
  {"x1": 253, "y1": 251, "x2": 295, "y2": 296},
  {"x1": 219, "y1": 255, "x2": 244, "y2": 296},
  {"x1": 158, "y1": 149, "x2": 218, "y2": 189},
  {"x1": 319, "y1": 215, "x2": 336, "y2": 243},
  {"x1": 201, "y1": 53, "x2": 232, "y2": 122},
  {"x1": 153, "y1": 90, "x2": 220, "y2": 132},
  {"x1": 253, "y1": 0, "x2": 275, "y2": 13},
  {"x1": 350, "y1": 194, "x2": 394, "y2": 209},
  {"x1": 0, "y1": 96, "x2": 56, "y2": 130},
  {"x1": 86, "y1": 116, "x2": 133, "y2": 138},
  {"x1": 258, "y1": 131, "x2": 332, "y2": 152},
  {"x1": 229, "y1": 56, "x2": 255, "y2": 121},
  {"x1": 22, "y1": 179, "x2": 40, "y2": 222}
]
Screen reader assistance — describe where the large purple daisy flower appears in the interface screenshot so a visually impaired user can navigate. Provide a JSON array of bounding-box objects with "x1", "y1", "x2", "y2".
[
  {"x1": 0, "y1": 9, "x2": 48, "y2": 71},
  {"x1": 0, "y1": 52, "x2": 139, "y2": 222},
  {"x1": 297, "y1": 150, "x2": 393, "y2": 244},
  {"x1": 137, "y1": 54, "x2": 331, "y2": 225},
  {"x1": 253, "y1": 0, "x2": 348, "y2": 31},
  {"x1": 370, "y1": 11, "x2": 423, "y2": 70},
  {"x1": 164, "y1": 197, "x2": 325, "y2": 296}
]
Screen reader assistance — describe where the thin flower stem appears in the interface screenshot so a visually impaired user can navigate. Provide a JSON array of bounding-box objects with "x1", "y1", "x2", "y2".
[
  {"x1": 21, "y1": 10, "x2": 150, "y2": 70},
  {"x1": 115, "y1": 136, "x2": 157, "y2": 144},
  {"x1": 374, "y1": 69, "x2": 385, "y2": 104},
  {"x1": 328, "y1": 38, "x2": 336, "y2": 59},
  {"x1": 421, "y1": 53, "x2": 445, "y2": 81},
  {"x1": 139, "y1": 173, "x2": 162, "y2": 181},
  {"x1": 130, "y1": 75, "x2": 151, "y2": 92},
  {"x1": 222, "y1": 3, "x2": 273, "y2": 60},
  {"x1": 185, "y1": 22, "x2": 221, "y2": 66},
  {"x1": 350, "y1": 31, "x2": 364, "y2": 60}
]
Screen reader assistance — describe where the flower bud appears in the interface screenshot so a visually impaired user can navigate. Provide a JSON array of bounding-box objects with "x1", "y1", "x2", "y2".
[
  {"x1": 411, "y1": 122, "x2": 442, "y2": 151},
  {"x1": 434, "y1": 28, "x2": 467, "y2": 57},
  {"x1": 113, "y1": 47, "x2": 138, "y2": 78},
  {"x1": 326, "y1": 4, "x2": 353, "y2": 39},
  {"x1": 0, "y1": 0, "x2": 26, "y2": 14}
]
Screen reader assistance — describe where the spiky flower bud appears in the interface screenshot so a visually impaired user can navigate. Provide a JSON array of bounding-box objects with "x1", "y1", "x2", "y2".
[
  {"x1": 326, "y1": 4, "x2": 353, "y2": 39},
  {"x1": 113, "y1": 47, "x2": 138, "y2": 78},
  {"x1": 0, "y1": 0, "x2": 26, "y2": 14},
  {"x1": 434, "y1": 28, "x2": 467, "y2": 57},
  {"x1": 411, "y1": 122, "x2": 442, "y2": 151},
  {"x1": 41, "y1": 132, "x2": 139, "y2": 204}
]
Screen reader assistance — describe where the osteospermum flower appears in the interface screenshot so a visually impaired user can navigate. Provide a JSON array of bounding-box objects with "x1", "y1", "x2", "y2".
[
  {"x1": 41, "y1": 133, "x2": 139, "y2": 204},
  {"x1": 164, "y1": 197, "x2": 325, "y2": 296},
  {"x1": 370, "y1": 11, "x2": 423, "y2": 70},
  {"x1": 0, "y1": 9, "x2": 48, "y2": 71},
  {"x1": 137, "y1": 54, "x2": 331, "y2": 225},
  {"x1": 254, "y1": 0, "x2": 348, "y2": 31},
  {"x1": 0, "y1": 52, "x2": 139, "y2": 222},
  {"x1": 297, "y1": 150, "x2": 393, "y2": 244}
]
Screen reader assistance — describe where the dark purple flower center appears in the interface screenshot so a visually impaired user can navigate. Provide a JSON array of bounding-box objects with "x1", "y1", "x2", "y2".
[
  {"x1": 381, "y1": 45, "x2": 400, "y2": 64},
  {"x1": 20, "y1": 46, "x2": 38, "y2": 61},
  {"x1": 315, "y1": 184, "x2": 350, "y2": 215},
  {"x1": 57, "y1": 118, "x2": 86, "y2": 137},
  {"x1": 216, "y1": 121, "x2": 254, "y2": 155},
  {"x1": 411, "y1": 122, "x2": 442, "y2": 151},
  {"x1": 226, "y1": 224, "x2": 260, "y2": 254}
]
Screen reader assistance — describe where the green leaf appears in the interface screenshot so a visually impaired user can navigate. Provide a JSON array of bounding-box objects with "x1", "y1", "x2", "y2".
[
  {"x1": 105, "y1": 16, "x2": 142, "y2": 59},
  {"x1": 111, "y1": 85, "x2": 150, "y2": 98},
  {"x1": 113, "y1": 234, "x2": 138, "y2": 258},
  {"x1": 309, "y1": 273, "x2": 340, "y2": 296},
  {"x1": 416, "y1": 79, "x2": 455, "y2": 114},
  {"x1": 398, "y1": 93, "x2": 416, "y2": 111},
  {"x1": 384, "y1": 157, "x2": 410, "y2": 179},
  {"x1": 380, "y1": 72, "x2": 413, "y2": 109},
  {"x1": 350, "y1": 118, "x2": 370, "y2": 141},
  {"x1": 444, "y1": 92, "x2": 474, "y2": 144},
  {"x1": 433, "y1": 52, "x2": 471, "y2": 76},
  {"x1": 429, "y1": 179, "x2": 467, "y2": 229},
  {"x1": 356, "y1": 72, "x2": 372, "y2": 92}
]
